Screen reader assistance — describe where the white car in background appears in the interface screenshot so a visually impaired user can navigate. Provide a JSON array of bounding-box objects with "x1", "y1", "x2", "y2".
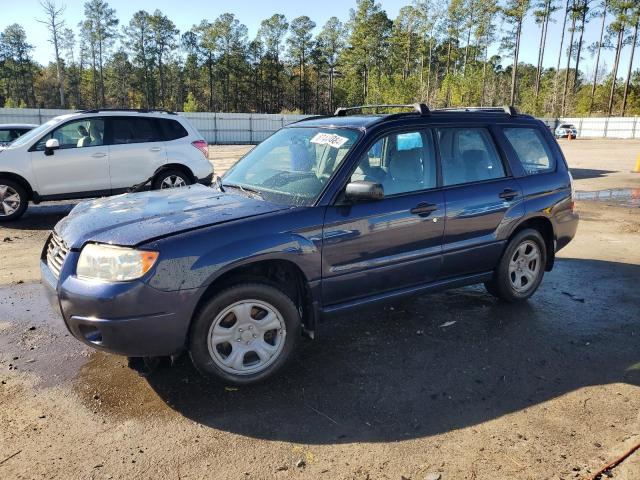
[
  {"x1": 0, "y1": 109, "x2": 213, "y2": 221},
  {"x1": 0, "y1": 123, "x2": 38, "y2": 149},
  {"x1": 555, "y1": 123, "x2": 578, "y2": 139}
]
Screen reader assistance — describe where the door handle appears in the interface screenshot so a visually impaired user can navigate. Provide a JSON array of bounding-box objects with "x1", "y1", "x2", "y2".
[
  {"x1": 91, "y1": 152, "x2": 107, "y2": 158},
  {"x1": 499, "y1": 189, "x2": 518, "y2": 200},
  {"x1": 149, "y1": 147, "x2": 162, "y2": 152},
  {"x1": 410, "y1": 202, "x2": 438, "y2": 217}
]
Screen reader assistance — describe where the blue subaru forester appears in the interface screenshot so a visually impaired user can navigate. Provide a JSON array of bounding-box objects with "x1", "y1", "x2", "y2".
[{"x1": 41, "y1": 105, "x2": 578, "y2": 385}]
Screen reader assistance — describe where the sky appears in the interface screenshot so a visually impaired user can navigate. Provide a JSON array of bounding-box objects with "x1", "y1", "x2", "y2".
[{"x1": 0, "y1": 0, "x2": 635, "y2": 80}]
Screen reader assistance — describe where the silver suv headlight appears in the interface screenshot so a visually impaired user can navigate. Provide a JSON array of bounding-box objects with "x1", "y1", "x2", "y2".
[{"x1": 76, "y1": 244, "x2": 159, "y2": 281}]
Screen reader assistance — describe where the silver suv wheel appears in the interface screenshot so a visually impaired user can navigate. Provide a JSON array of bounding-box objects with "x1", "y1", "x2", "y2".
[
  {"x1": 0, "y1": 184, "x2": 21, "y2": 217},
  {"x1": 160, "y1": 175, "x2": 187, "y2": 189}
]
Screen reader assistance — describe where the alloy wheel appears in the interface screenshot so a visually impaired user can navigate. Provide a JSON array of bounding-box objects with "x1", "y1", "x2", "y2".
[
  {"x1": 160, "y1": 175, "x2": 187, "y2": 189},
  {"x1": 508, "y1": 240, "x2": 541, "y2": 293},
  {"x1": 0, "y1": 185, "x2": 21, "y2": 217}
]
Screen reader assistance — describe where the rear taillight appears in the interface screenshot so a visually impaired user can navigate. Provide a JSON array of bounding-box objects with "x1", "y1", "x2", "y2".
[{"x1": 192, "y1": 140, "x2": 208, "y2": 159}]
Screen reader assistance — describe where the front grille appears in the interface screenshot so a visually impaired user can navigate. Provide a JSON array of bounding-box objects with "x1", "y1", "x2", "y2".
[{"x1": 46, "y1": 232, "x2": 69, "y2": 278}]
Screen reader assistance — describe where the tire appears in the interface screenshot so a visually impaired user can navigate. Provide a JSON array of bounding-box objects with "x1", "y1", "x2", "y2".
[
  {"x1": 189, "y1": 283, "x2": 301, "y2": 385},
  {"x1": 152, "y1": 169, "x2": 192, "y2": 190},
  {"x1": 0, "y1": 178, "x2": 28, "y2": 222},
  {"x1": 484, "y1": 228, "x2": 547, "y2": 303}
]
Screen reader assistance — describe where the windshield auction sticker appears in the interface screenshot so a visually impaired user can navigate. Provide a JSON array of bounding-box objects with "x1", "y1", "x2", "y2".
[{"x1": 310, "y1": 132, "x2": 349, "y2": 149}]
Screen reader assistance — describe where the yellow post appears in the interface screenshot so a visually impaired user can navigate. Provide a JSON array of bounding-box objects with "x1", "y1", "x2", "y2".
[{"x1": 633, "y1": 153, "x2": 640, "y2": 173}]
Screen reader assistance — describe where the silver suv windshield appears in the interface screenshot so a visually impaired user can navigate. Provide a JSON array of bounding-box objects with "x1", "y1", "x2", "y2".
[{"x1": 222, "y1": 127, "x2": 360, "y2": 206}]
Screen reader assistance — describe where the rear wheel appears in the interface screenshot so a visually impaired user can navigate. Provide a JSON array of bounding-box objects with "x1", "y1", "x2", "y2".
[
  {"x1": 189, "y1": 283, "x2": 301, "y2": 385},
  {"x1": 485, "y1": 229, "x2": 547, "y2": 302},
  {"x1": 0, "y1": 179, "x2": 28, "y2": 222},
  {"x1": 152, "y1": 169, "x2": 192, "y2": 190}
]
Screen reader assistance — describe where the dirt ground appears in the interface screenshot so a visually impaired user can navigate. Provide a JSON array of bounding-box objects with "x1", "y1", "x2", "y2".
[{"x1": 0, "y1": 139, "x2": 639, "y2": 479}]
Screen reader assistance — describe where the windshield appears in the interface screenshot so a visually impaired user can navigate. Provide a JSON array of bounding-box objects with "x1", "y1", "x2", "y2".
[
  {"x1": 559, "y1": 124, "x2": 575, "y2": 129},
  {"x1": 222, "y1": 127, "x2": 360, "y2": 206},
  {"x1": 7, "y1": 118, "x2": 63, "y2": 149}
]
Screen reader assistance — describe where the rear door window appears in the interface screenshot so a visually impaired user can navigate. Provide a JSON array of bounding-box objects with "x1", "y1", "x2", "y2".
[
  {"x1": 503, "y1": 127, "x2": 555, "y2": 175},
  {"x1": 436, "y1": 127, "x2": 506, "y2": 186},
  {"x1": 110, "y1": 117, "x2": 157, "y2": 145}
]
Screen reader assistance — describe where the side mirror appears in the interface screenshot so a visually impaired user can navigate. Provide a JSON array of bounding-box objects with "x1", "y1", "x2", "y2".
[
  {"x1": 344, "y1": 181, "x2": 384, "y2": 202},
  {"x1": 44, "y1": 138, "x2": 60, "y2": 156}
]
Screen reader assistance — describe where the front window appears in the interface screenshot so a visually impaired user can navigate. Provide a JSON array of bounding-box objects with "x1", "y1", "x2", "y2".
[
  {"x1": 34, "y1": 118, "x2": 105, "y2": 150},
  {"x1": 223, "y1": 127, "x2": 360, "y2": 206}
]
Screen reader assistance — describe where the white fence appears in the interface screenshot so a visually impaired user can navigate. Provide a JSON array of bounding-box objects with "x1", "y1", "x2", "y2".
[
  {"x1": 0, "y1": 108, "x2": 638, "y2": 142},
  {"x1": 559, "y1": 117, "x2": 640, "y2": 139},
  {"x1": 0, "y1": 108, "x2": 309, "y2": 144}
]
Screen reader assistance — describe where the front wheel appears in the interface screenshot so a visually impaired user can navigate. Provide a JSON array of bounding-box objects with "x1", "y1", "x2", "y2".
[
  {"x1": 485, "y1": 229, "x2": 547, "y2": 302},
  {"x1": 189, "y1": 283, "x2": 301, "y2": 385},
  {"x1": 0, "y1": 179, "x2": 28, "y2": 222}
]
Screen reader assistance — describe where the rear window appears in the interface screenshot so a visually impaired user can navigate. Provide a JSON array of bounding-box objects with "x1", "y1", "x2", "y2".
[
  {"x1": 559, "y1": 124, "x2": 574, "y2": 129},
  {"x1": 157, "y1": 119, "x2": 188, "y2": 141},
  {"x1": 0, "y1": 128, "x2": 30, "y2": 142},
  {"x1": 111, "y1": 117, "x2": 156, "y2": 144},
  {"x1": 503, "y1": 127, "x2": 555, "y2": 175}
]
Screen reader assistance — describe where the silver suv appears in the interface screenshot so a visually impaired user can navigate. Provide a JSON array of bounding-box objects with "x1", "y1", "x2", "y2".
[{"x1": 0, "y1": 109, "x2": 213, "y2": 221}]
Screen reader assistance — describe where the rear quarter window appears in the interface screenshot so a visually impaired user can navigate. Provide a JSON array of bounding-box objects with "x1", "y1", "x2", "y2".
[
  {"x1": 157, "y1": 119, "x2": 189, "y2": 141},
  {"x1": 503, "y1": 127, "x2": 555, "y2": 175}
]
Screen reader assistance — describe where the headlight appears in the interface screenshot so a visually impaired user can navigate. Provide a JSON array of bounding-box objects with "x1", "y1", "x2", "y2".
[{"x1": 76, "y1": 244, "x2": 159, "y2": 281}]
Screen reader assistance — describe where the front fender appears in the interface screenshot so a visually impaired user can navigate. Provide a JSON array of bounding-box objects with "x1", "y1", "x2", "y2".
[{"x1": 143, "y1": 207, "x2": 324, "y2": 292}]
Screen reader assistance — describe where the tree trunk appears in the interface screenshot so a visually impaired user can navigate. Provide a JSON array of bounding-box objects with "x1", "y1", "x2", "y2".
[
  {"x1": 621, "y1": 15, "x2": 638, "y2": 115},
  {"x1": 510, "y1": 16, "x2": 523, "y2": 106},
  {"x1": 329, "y1": 66, "x2": 334, "y2": 113},
  {"x1": 607, "y1": 26, "x2": 624, "y2": 115},
  {"x1": 208, "y1": 53, "x2": 214, "y2": 111},
  {"x1": 573, "y1": 2, "x2": 588, "y2": 94},
  {"x1": 553, "y1": 0, "x2": 571, "y2": 115},
  {"x1": 535, "y1": 2, "x2": 551, "y2": 98},
  {"x1": 561, "y1": 5, "x2": 577, "y2": 116},
  {"x1": 589, "y1": 0, "x2": 607, "y2": 115},
  {"x1": 481, "y1": 43, "x2": 489, "y2": 106}
]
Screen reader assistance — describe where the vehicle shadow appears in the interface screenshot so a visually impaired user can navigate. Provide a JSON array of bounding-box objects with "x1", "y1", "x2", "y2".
[
  {"x1": 146, "y1": 257, "x2": 640, "y2": 444},
  {"x1": 570, "y1": 168, "x2": 616, "y2": 180},
  {"x1": 1, "y1": 202, "x2": 76, "y2": 231}
]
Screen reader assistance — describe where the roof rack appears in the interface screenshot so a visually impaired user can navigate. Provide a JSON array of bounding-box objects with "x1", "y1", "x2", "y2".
[
  {"x1": 433, "y1": 105, "x2": 518, "y2": 116},
  {"x1": 77, "y1": 108, "x2": 177, "y2": 115},
  {"x1": 334, "y1": 103, "x2": 430, "y2": 116}
]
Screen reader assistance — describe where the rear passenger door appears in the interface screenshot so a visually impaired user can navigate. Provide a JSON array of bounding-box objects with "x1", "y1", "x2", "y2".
[
  {"x1": 106, "y1": 116, "x2": 167, "y2": 191},
  {"x1": 322, "y1": 128, "x2": 445, "y2": 306},
  {"x1": 437, "y1": 126, "x2": 524, "y2": 279}
]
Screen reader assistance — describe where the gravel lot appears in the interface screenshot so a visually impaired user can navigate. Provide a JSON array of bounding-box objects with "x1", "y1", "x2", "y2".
[{"x1": 0, "y1": 138, "x2": 639, "y2": 479}]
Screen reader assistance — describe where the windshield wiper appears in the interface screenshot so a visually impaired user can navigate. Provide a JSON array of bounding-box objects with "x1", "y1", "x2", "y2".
[{"x1": 222, "y1": 183, "x2": 263, "y2": 199}]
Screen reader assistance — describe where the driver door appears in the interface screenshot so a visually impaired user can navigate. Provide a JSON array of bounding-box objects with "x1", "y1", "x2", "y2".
[
  {"x1": 30, "y1": 117, "x2": 111, "y2": 197},
  {"x1": 321, "y1": 129, "x2": 445, "y2": 306}
]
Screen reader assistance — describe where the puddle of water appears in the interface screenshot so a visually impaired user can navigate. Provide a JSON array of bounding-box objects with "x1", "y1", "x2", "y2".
[{"x1": 575, "y1": 188, "x2": 640, "y2": 207}]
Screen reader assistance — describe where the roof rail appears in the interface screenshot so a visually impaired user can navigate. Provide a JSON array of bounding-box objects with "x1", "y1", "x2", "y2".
[
  {"x1": 77, "y1": 108, "x2": 177, "y2": 115},
  {"x1": 433, "y1": 105, "x2": 519, "y2": 116},
  {"x1": 334, "y1": 103, "x2": 430, "y2": 116}
]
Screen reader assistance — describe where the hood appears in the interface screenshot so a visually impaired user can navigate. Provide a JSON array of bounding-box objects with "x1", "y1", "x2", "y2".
[{"x1": 55, "y1": 184, "x2": 288, "y2": 248}]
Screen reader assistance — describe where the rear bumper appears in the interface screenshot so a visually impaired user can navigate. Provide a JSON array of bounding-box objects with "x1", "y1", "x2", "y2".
[
  {"x1": 41, "y1": 258, "x2": 202, "y2": 357},
  {"x1": 197, "y1": 173, "x2": 213, "y2": 186}
]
